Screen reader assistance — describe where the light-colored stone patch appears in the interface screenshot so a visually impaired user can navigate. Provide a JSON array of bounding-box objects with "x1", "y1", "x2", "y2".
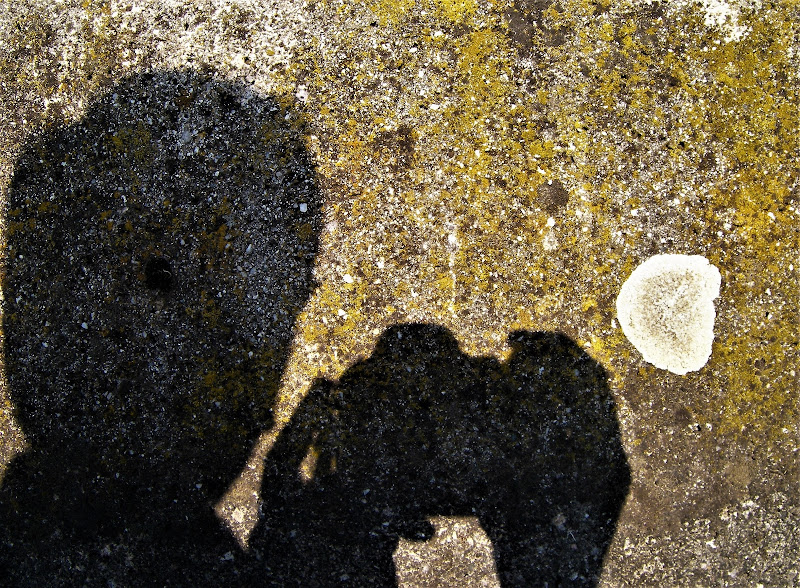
[
  {"x1": 697, "y1": 0, "x2": 750, "y2": 42},
  {"x1": 616, "y1": 254, "x2": 721, "y2": 375},
  {"x1": 394, "y1": 516, "x2": 500, "y2": 588}
]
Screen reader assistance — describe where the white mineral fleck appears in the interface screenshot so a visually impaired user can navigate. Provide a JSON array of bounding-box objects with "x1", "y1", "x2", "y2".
[
  {"x1": 616, "y1": 254, "x2": 721, "y2": 375},
  {"x1": 543, "y1": 230, "x2": 558, "y2": 251}
]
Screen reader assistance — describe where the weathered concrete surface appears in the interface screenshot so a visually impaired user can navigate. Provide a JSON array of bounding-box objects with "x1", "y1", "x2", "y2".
[{"x1": 0, "y1": 0, "x2": 797, "y2": 585}]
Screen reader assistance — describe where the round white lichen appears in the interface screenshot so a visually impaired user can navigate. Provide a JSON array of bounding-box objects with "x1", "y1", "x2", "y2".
[{"x1": 616, "y1": 254, "x2": 721, "y2": 375}]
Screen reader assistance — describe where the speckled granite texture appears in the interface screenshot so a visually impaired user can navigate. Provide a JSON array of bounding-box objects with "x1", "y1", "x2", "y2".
[{"x1": 0, "y1": 0, "x2": 797, "y2": 585}]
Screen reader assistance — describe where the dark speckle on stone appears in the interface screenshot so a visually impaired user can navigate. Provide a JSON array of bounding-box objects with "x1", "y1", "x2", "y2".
[
  {"x1": 218, "y1": 89, "x2": 240, "y2": 113},
  {"x1": 144, "y1": 256, "x2": 173, "y2": 292},
  {"x1": 674, "y1": 407, "x2": 692, "y2": 426},
  {"x1": 537, "y1": 179, "x2": 569, "y2": 215}
]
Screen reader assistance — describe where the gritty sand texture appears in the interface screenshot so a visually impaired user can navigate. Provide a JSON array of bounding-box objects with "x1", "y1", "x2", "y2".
[{"x1": 0, "y1": 0, "x2": 798, "y2": 585}]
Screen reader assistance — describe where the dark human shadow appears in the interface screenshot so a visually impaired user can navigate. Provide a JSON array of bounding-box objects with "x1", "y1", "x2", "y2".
[
  {"x1": 0, "y1": 70, "x2": 321, "y2": 585},
  {"x1": 249, "y1": 324, "x2": 630, "y2": 587}
]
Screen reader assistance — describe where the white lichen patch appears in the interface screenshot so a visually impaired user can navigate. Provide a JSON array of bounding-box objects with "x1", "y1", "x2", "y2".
[
  {"x1": 616, "y1": 254, "x2": 721, "y2": 375},
  {"x1": 697, "y1": 0, "x2": 750, "y2": 42}
]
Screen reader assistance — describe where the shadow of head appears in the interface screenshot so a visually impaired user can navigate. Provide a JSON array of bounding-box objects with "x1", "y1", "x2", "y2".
[
  {"x1": 1, "y1": 70, "x2": 321, "y2": 546},
  {"x1": 258, "y1": 323, "x2": 630, "y2": 586}
]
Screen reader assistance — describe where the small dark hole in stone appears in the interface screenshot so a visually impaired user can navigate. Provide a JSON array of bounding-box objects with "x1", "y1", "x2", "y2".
[
  {"x1": 144, "y1": 256, "x2": 173, "y2": 292},
  {"x1": 218, "y1": 90, "x2": 240, "y2": 112}
]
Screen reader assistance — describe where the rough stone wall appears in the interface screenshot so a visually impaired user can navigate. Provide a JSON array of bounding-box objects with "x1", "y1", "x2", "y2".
[{"x1": 0, "y1": 0, "x2": 797, "y2": 585}]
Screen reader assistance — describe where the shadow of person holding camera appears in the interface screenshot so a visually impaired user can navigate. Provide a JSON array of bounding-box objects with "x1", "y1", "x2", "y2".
[
  {"x1": 0, "y1": 69, "x2": 629, "y2": 588},
  {"x1": 0, "y1": 70, "x2": 322, "y2": 585},
  {"x1": 249, "y1": 323, "x2": 630, "y2": 586}
]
